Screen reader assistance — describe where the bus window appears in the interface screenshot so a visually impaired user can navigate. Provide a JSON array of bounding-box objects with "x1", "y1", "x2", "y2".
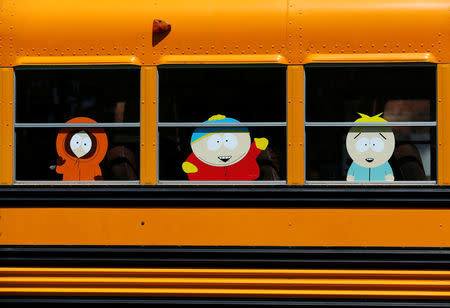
[
  {"x1": 305, "y1": 65, "x2": 436, "y2": 183},
  {"x1": 14, "y1": 68, "x2": 140, "y2": 182},
  {"x1": 158, "y1": 66, "x2": 286, "y2": 183}
]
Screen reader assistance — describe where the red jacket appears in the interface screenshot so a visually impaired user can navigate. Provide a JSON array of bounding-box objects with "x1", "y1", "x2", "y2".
[{"x1": 185, "y1": 142, "x2": 261, "y2": 181}]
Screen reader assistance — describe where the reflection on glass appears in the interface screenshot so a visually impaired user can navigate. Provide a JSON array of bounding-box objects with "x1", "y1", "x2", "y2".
[
  {"x1": 158, "y1": 67, "x2": 286, "y2": 122},
  {"x1": 306, "y1": 66, "x2": 436, "y2": 122},
  {"x1": 15, "y1": 128, "x2": 140, "y2": 181},
  {"x1": 159, "y1": 127, "x2": 286, "y2": 181},
  {"x1": 306, "y1": 127, "x2": 435, "y2": 181},
  {"x1": 15, "y1": 69, "x2": 140, "y2": 123}
]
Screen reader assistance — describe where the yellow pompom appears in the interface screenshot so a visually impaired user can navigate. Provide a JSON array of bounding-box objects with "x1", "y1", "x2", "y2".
[
  {"x1": 254, "y1": 137, "x2": 269, "y2": 150},
  {"x1": 208, "y1": 114, "x2": 226, "y2": 121},
  {"x1": 182, "y1": 162, "x2": 198, "y2": 173}
]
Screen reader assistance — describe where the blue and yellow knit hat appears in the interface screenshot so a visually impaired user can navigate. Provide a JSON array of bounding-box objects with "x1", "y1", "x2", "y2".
[{"x1": 190, "y1": 114, "x2": 249, "y2": 144}]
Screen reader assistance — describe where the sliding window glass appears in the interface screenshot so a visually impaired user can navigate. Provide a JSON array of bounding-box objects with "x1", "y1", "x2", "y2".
[
  {"x1": 305, "y1": 64, "x2": 436, "y2": 183},
  {"x1": 158, "y1": 66, "x2": 286, "y2": 183},
  {"x1": 15, "y1": 67, "x2": 140, "y2": 182}
]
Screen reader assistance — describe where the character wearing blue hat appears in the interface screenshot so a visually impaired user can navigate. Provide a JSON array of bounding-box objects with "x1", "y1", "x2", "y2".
[{"x1": 182, "y1": 114, "x2": 269, "y2": 180}]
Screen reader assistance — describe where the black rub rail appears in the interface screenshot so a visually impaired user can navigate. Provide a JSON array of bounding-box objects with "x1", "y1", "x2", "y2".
[
  {"x1": 0, "y1": 185, "x2": 450, "y2": 208},
  {"x1": 3, "y1": 246, "x2": 450, "y2": 270},
  {"x1": 3, "y1": 297, "x2": 450, "y2": 306}
]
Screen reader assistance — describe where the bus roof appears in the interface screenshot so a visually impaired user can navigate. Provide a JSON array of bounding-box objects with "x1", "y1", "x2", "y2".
[{"x1": 1, "y1": 0, "x2": 448, "y2": 66}]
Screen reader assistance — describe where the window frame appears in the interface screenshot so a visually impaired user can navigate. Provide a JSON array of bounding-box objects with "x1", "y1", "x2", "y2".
[
  {"x1": 156, "y1": 64, "x2": 288, "y2": 185},
  {"x1": 13, "y1": 65, "x2": 142, "y2": 184},
  {"x1": 303, "y1": 63, "x2": 438, "y2": 185}
]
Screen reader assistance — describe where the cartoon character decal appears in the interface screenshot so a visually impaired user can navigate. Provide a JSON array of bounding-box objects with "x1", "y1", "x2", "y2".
[
  {"x1": 182, "y1": 114, "x2": 269, "y2": 181},
  {"x1": 346, "y1": 113, "x2": 395, "y2": 182},
  {"x1": 56, "y1": 117, "x2": 108, "y2": 181}
]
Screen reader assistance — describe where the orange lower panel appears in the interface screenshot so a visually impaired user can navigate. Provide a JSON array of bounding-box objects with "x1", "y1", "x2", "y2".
[
  {"x1": 3, "y1": 268, "x2": 450, "y2": 299},
  {"x1": 1, "y1": 208, "x2": 450, "y2": 246}
]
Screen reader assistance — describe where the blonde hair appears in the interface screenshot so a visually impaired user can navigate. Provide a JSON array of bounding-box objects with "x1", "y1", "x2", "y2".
[
  {"x1": 353, "y1": 113, "x2": 388, "y2": 132},
  {"x1": 354, "y1": 113, "x2": 387, "y2": 123}
]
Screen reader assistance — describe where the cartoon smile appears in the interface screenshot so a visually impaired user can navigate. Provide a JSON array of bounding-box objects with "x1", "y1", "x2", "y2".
[
  {"x1": 365, "y1": 157, "x2": 374, "y2": 163},
  {"x1": 218, "y1": 155, "x2": 232, "y2": 162}
]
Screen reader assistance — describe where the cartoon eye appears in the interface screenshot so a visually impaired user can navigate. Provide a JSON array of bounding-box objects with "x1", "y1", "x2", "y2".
[
  {"x1": 81, "y1": 136, "x2": 92, "y2": 154},
  {"x1": 370, "y1": 137, "x2": 385, "y2": 152},
  {"x1": 207, "y1": 134, "x2": 223, "y2": 151},
  {"x1": 223, "y1": 133, "x2": 238, "y2": 150},
  {"x1": 70, "y1": 134, "x2": 82, "y2": 152},
  {"x1": 355, "y1": 137, "x2": 370, "y2": 153}
]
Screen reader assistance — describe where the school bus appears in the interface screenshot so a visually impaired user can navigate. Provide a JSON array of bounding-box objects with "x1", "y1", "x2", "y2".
[{"x1": 1, "y1": 0, "x2": 450, "y2": 306}]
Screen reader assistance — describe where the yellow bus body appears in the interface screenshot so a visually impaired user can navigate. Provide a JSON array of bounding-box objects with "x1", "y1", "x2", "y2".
[{"x1": 1, "y1": 0, "x2": 450, "y2": 304}]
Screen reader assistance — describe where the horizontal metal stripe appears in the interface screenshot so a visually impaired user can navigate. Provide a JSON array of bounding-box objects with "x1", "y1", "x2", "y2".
[
  {"x1": 2, "y1": 297, "x2": 450, "y2": 306},
  {"x1": 14, "y1": 65, "x2": 140, "y2": 70},
  {"x1": 14, "y1": 181, "x2": 140, "y2": 185},
  {"x1": 5, "y1": 258, "x2": 450, "y2": 270},
  {"x1": 5, "y1": 246, "x2": 450, "y2": 254},
  {"x1": 159, "y1": 63, "x2": 287, "y2": 68},
  {"x1": 6, "y1": 277, "x2": 450, "y2": 288},
  {"x1": 158, "y1": 180, "x2": 286, "y2": 185},
  {"x1": 4, "y1": 287, "x2": 450, "y2": 298},
  {"x1": 5, "y1": 267, "x2": 450, "y2": 278},
  {"x1": 305, "y1": 63, "x2": 437, "y2": 68},
  {"x1": 14, "y1": 123, "x2": 140, "y2": 128},
  {"x1": 305, "y1": 181, "x2": 436, "y2": 185},
  {"x1": 3, "y1": 267, "x2": 450, "y2": 299},
  {"x1": 0, "y1": 185, "x2": 450, "y2": 208},
  {"x1": 3, "y1": 246, "x2": 450, "y2": 270},
  {"x1": 158, "y1": 122, "x2": 286, "y2": 127},
  {"x1": 305, "y1": 122, "x2": 436, "y2": 127}
]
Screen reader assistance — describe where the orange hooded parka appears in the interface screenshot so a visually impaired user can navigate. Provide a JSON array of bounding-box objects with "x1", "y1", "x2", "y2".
[{"x1": 56, "y1": 117, "x2": 108, "y2": 181}]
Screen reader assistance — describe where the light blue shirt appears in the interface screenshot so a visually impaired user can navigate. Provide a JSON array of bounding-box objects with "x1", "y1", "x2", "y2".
[{"x1": 347, "y1": 161, "x2": 393, "y2": 181}]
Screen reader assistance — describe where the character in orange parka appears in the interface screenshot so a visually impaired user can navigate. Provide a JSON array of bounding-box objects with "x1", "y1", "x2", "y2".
[{"x1": 56, "y1": 117, "x2": 108, "y2": 181}]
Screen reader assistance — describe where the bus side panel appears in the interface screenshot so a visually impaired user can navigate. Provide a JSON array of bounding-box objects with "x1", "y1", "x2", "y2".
[{"x1": 0, "y1": 68, "x2": 13, "y2": 185}]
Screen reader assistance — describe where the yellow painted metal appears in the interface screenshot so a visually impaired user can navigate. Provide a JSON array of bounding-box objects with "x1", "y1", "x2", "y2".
[
  {"x1": 16, "y1": 55, "x2": 141, "y2": 66},
  {"x1": 304, "y1": 53, "x2": 438, "y2": 64},
  {"x1": 438, "y1": 64, "x2": 450, "y2": 185},
  {"x1": 140, "y1": 66, "x2": 158, "y2": 184},
  {"x1": 4, "y1": 267, "x2": 450, "y2": 298},
  {"x1": 1, "y1": 0, "x2": 448, "y2": 66},
  {"x1": 287, "y1": 66, "x2": 304, "y2": 184},
  {"x1": 0, "y1": 68, "x2": 14, "y2": 185},
  {"x1": 158, "y1": 55, "x2": 288, "y2": 65},
  {"x1": 4, "y1": 208, "x2": 450, "y2": 246}
]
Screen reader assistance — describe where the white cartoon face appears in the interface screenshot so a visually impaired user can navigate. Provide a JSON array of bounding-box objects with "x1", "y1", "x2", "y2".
[
  {"x1": 191, "y1": 132, "x2": 251, "y2": 166},
  {"x1": 346, "y1": 127, "x2": 395, "y2": 168},
  {"x1": 69, "y1": 130, "x2": 92, "y2": 158}
]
